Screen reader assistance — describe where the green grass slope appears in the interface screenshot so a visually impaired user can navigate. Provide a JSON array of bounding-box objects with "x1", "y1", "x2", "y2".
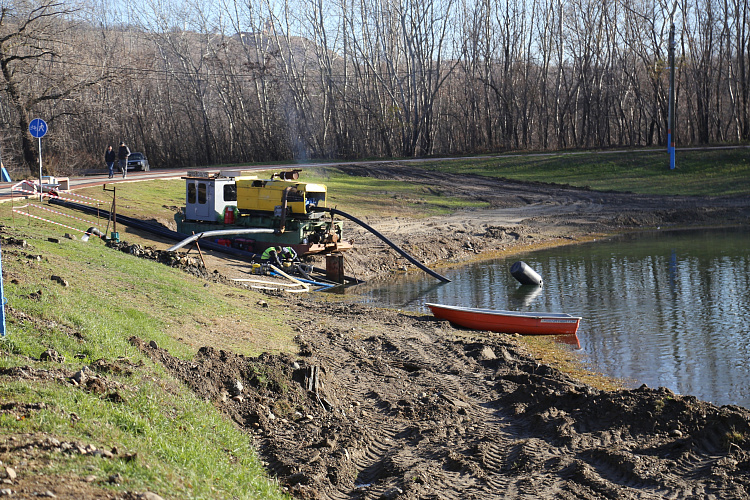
[
  {"x1": 418, "y1": 148, "x2": 750, "y2": 196},
  {"x1": 0, "y1": 218, "x2": 292, "y2": 499}
]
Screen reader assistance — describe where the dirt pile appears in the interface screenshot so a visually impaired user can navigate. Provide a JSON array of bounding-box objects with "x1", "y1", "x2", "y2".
[
  {"x1": 106, "y1": 241, "x2": 210, "y2": 278},
  {"x1": 133, "y1": 301, "x2": 750, "y2": 499}
]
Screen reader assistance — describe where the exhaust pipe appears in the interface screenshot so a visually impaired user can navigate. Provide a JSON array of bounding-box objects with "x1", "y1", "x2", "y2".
[{"x1": 277, "y1": 187, "x2": 293, "y2": 234}]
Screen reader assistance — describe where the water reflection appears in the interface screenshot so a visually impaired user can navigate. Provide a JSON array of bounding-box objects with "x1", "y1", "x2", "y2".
[
  {"x1": 553, "y1": 334, "x2": 581, "y2": 349},
  {"x1": 349, "y1": 228, "x2": 750, "y2": 409},
  {"x1": 508, "y1": 285, "x2": 543, "y2": 309}
]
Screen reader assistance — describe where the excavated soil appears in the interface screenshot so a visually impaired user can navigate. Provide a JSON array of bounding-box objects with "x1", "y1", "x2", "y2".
[
  {"x1": 5, "y1": 162, "x2": 750, "y2": 499},
  {"x1": 131, "y1": 300, "x2": 750, "y2": 499},
  {"x1": 142, "y1": 164, "x2": 750, "y2": 499}
]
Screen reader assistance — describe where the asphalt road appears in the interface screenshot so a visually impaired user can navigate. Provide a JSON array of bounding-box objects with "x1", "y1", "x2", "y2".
[
  {"x1": 0, "y1": 166, "x2": 248, "y2": 200},
  {"x1": 0, "y1": 161, "x2": 363, "y2": 200},
  {"x1": 3, "y1": 145, "x2": 747, "y2": 201}
]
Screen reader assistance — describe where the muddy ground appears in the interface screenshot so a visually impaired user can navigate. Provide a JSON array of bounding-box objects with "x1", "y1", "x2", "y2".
[
  {"x1": 325, "y1": 163, "x2": 750, "y2": 280},
  {"x1": 6, "y1": 163, "x2": 750, "y2": 499}
]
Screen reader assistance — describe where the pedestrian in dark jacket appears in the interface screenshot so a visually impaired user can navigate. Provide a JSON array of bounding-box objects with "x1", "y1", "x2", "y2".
[
  {"x1": 117, "y1": 142, "x2": 130, "y2": 178},
  {"x1": 105, "y1": 145, "x2": 116, "y2": 178}
]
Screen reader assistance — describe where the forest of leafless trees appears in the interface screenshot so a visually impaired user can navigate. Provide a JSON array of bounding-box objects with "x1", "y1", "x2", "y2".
[{"x1": 0, "y1": 0, "x2": 748, "y2": 176}]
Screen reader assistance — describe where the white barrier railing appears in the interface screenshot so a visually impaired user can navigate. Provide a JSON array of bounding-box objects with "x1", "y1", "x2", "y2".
[
  {"x1": 12, "y1": 209, "x2": 87, "y2": 234},
  {"x1": 26, "y1": 203, "x2": 100, "y2": 227}
]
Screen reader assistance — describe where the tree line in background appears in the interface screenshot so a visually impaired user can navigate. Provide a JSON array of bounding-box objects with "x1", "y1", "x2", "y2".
[{"x1": 1, "y1": 0, "x2": 748, "y2": 176}]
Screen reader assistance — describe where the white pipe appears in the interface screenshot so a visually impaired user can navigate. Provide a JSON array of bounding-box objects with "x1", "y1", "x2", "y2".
[
  {"x1": 250, "y1": 286, "x2": 309, "y2": 294},
  {"x1": 232, "y1": 278, "x2": 302, "y2": 288},
  {"x1": 239, "y1": 280, "x2": 310, "y2": 293},
  {"x1": 269, "y1": 264, "x2": 310, "y2": 292},
  {"x1": 167, "y1": 228, "x2": 275, "y2": 252},
  {"x1": 81, "y1": 227, "x2": 105, "y2": 242}
]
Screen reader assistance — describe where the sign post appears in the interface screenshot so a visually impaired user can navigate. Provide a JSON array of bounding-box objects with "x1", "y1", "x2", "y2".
[
  {"x1": 667, "y1": 4, "x2": 677, "y2": 170},
  {"x1": 29, "y1": 118, "x2": 48, "y2": 200}
]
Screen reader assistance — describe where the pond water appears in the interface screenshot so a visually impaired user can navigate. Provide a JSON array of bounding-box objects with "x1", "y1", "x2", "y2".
[{"x1": 349, "y1": 228, "x2": 750, "y2": 409}]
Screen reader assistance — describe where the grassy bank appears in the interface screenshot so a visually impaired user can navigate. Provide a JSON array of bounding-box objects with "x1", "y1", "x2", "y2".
[
  {"x1": 0, "y1": 215, "x2": 292, "y2": 499},
  {"x1": 418, "y1": 147, "x2": 750, "y2": 196},
  {"x1": 75, "y1": 148, "x2": 750, "y2": 227}
]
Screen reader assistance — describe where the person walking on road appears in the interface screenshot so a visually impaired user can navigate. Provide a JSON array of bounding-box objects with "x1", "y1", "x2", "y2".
[
  {"x1": 105, "y1": 145, "x2": 116, "y2": 178},
  {"x1": 117, "y1": 142, "x2": 130, "y2": 178}
]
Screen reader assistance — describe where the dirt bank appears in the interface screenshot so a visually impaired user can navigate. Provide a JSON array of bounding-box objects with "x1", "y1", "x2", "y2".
[
  {"x1": 140, "y1": 164, "x2": 750, "y2": 499},
  {"x1": 133, "y1": 300, "x2": 750, "y2": 499},
  {"x1": 5, "y1": 163, "x2": 750, "y2": 499},
  {"x1": 311, "y1": 163, "x2": 750, "y2": 280}
]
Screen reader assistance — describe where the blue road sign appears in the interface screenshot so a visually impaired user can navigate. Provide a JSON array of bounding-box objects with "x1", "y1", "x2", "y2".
[{"x1": 29, "y1": 118, "x2": 48, "y2": 138}]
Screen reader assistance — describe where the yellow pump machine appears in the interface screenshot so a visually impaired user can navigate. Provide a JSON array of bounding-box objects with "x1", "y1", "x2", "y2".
[{"x1": 175, "y1": 169, "x2": 350, "y2": 256}]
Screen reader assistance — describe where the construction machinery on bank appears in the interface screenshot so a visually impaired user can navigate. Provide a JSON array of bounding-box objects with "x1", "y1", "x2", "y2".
[
  {"x1": 175, "y1": 169, "x2": 351, "y2": 257},
  {"x1": 43, "y1": 168, "x2": 449, "y2": 285},
  {"x1": 172, "y1": 169, "x2": 448, "y2": 283}
]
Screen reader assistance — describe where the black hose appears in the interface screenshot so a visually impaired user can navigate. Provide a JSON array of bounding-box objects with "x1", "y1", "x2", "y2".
[
  {"x1": 294, "y1": 263, "x2": 312, "y2": 281},
  {"x1": 49, "y1": 197, "x2": 258, "y2": 260},
  {"x1": 311, "y1": 207, "x2": 451, "y2": 283}
]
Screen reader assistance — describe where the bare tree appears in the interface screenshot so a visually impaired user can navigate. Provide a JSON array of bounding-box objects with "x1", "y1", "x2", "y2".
[
  {"x1": 218, "y1": 0, "x2": 289, "y2": 160},
  {"x1": 727, "y1": 0, "x2": 750, "y2": 140},
  {"x1": 0, "y1": 0, "x2": 112, "y2": 175}
]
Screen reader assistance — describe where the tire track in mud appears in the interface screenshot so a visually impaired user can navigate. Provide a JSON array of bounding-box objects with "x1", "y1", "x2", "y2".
[
  {"x1": 307, "y1": 321, "x2": 514, "y2": 499},
  {"x1": 279, "y1": 310, "x2": 530, "y2": 499},
  {"x1": 292, "y1": 309, "x2": 635, "y2": 499},
  {"x1": 340, "y1": 305, "x2": 750, "y2": 499},
  {"x1": 131, "y1": 299, "x2": 750, "y2": 500}
]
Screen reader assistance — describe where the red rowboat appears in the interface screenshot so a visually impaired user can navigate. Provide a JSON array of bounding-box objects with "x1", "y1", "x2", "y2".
[{"x1": 426, "y1": 303, "x2": 581, "y2": 335}]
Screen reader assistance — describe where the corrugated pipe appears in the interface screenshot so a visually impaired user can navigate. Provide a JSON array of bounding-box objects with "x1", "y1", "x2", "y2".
[{"x1": 311, "y1": 207, "x2": 451, "y2": 283}]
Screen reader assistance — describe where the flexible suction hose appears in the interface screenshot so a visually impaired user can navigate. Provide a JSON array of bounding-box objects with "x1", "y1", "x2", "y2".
[
  {"x1": 311, "y1": 207, "x2": 451, "y2": 283},
  {"x1": 81, "y1": 226, "x2": 105, "y2": 242}
]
